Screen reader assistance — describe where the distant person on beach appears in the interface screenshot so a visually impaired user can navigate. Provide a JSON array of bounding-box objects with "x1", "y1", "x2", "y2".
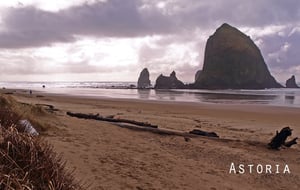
[{"x1": 29, "y1": 90, "x2": 32, "y2": 95}]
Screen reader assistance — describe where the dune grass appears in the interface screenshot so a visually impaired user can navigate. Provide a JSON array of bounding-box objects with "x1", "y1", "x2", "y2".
[
  {"x1": 0, "y1": 95, "x2": 83, "y2": 189},
  {"x1": 0, "y1": 95, "x2": 49, "y2": 133}
]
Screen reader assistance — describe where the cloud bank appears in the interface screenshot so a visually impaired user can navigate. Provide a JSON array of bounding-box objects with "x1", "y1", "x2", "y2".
[{"x1": 0, "y1": 0, "x2": 299, "y2": 82}]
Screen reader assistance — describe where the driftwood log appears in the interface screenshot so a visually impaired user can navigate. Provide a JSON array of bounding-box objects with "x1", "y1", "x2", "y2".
[
  {"x1": 66, "y1": 111, "x2": 219, "y2": 138},
  {"x1": 66, "y1": 112, "x2": 158, "y2": 128},
  {"x1": 268, "y1": 127, "x2": 298, "y2": 149},
  {"x1": 189, "y1": 129, "x2": 219, "y2": 138}
]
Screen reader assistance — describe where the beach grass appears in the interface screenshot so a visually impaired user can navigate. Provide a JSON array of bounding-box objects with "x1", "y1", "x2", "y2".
[{"x1": 0, "y1": 95, "x2": 83, "y2": 189}]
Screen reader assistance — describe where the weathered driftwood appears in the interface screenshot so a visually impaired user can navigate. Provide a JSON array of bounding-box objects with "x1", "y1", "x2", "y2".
[
  {"x1": 189, "y1": 129, "x2": 219, "y2": 138},
  {"x1": 66, "y1": 111, "x2": 158, "y2": 128},
  {"x1": 117, "y1": 124, "x2": 219, "y2": 138},
  {"x1": 115, "y1": 123, "x2": 195, "y2": 137},
  {"x1": 66, "y1": 111, "x2": 219, "y2": 138},
  {"x1": 268, "y1": 127, "x2": 298, "y2": 149},
  {"x1": 35, "y1": 104, "x2": 59, "y2": 112}
]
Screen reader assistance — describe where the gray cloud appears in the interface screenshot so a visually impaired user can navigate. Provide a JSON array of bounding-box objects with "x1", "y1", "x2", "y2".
[
  {"x1": 175, "y1": 0, "x2": 300, "y2": 28},
  {"x1": 1, "y1": 0, "x2": 299, "y2": 48},
  {"x1": 0, "y1": 6, "x2": 74, "y2": 48},
  {"x1": 138, "y1": 33, "x2": 205, "y2": 82},
  {"x1": 0, "y1": 0, "x2": 174, "y2": 48},
  {"x1": 256, "y1": 27, "x2": 300, "y2": 71},
  {"x1": 0, "y1": 0, "x2": 300, "y2": 82}
]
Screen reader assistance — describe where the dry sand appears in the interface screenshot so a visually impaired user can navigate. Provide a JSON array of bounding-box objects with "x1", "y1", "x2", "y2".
[{"x1": 3, "y1": 89, "x2": 300, "y2": 190}]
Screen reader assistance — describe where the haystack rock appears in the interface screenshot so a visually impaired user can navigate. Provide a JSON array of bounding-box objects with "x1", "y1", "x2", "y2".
[
  {"x1": 194, "y1": 23, "x2": 282, "y2": 89},
  {"x1": 154, "y1": 71, "x2": 185, "y2": 89},
  {"x1": 286, "y1": 75, "x2": 299, "y2": 88},
  {"x1": 137, "y1": 68, "x2": 151, "y2": 88}
]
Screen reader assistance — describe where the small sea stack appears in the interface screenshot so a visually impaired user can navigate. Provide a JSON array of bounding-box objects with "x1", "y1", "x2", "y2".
[
  {"x1": 286, "y1": 75, "x2": 299, "y2": 88},
  {"x1": 154, "y1": 71, "x2": 185, "y2": 89},
  {"x1": 137, "y1": 68, "x2": 151, "y2": 89}
]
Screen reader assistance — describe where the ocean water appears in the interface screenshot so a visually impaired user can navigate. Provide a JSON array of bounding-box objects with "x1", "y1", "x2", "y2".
[{"x1": 1, "y1": 81, "x2": 300, "y2": 108}]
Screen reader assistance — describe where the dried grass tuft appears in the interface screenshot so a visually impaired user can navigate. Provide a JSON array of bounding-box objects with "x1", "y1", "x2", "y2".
[
  {"x1": 0, "y1": 95, "x2": 49, "y2": 132},
  {"x1": 0, "y1": 129, "x2": 82, "y2": 189},
  {"x1": 0, "y1": 95, "x2": 83, "y2": 190}
]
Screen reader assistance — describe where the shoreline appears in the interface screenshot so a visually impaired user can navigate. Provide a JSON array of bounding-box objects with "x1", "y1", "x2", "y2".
[
  {"x1": 3, "y1": 87, "x2": 300, "y2": 110},
  {"x1": 2, "y1": 85, "x2": 300, "y2": 108}
]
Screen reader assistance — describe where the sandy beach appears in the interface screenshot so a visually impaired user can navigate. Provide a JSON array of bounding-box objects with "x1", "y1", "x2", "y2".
[{"x1": 2, "y1": 89, "x2": 300, "y2": 190}]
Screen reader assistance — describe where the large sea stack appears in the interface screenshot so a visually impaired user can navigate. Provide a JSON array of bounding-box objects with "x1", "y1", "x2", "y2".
[
  {"x1": 194, "y1": 23, "x2": 282, "y2": 89},
  {"x1": 286, "y1": 75, "x2": 299, "y2": 88},
  {"x1": 137, "y1": 68, "x2": 151, "y2": 88},
  {"x1": 154, "y1": 71, "x2": 185, "y2": 89}
]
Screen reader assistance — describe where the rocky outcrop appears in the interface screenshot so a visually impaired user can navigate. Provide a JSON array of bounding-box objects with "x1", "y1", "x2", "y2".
[
  {"x1": 137, "y1": 68, "x2": 151, "y2": 88},
  {"x1": 194, "y1": 23, "x2": 282, "y2": 89},
  {"x1": 286, "y1": 75, "x2": 299, "y2": 88},
  {"x1": 154, "y1": 71, "x2": 185, "y2": 89},
  {"x1": 195, "y1": 70, "x2": 202, "y2": 82}
]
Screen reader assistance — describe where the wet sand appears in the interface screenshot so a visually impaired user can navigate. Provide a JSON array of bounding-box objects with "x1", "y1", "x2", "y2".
[{"x1": 4, "y1": 90, "x2": 300, "y2": 190}]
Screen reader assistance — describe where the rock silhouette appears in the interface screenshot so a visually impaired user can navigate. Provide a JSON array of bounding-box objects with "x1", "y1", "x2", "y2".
[
  {"x1": 154, "y1": 71, "x2": 185, "y2": 89},
  {"x1": 137, "y1": 68, "x2": 151, "y2": 88},
  {"x1": 286, "y1": 75, "x2": 299, "y2": 88},
  {"x1": 194, "y1": 23, "x2": 282, "y2": 89}
]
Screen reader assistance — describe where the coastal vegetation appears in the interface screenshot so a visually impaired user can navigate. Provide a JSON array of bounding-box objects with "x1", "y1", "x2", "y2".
[{"x1": 0, "y1": 95, "x2": 82, "y2": 189}]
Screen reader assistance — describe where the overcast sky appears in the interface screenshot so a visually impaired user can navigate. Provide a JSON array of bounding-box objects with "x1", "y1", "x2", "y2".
[{"x1": 0, "y1": 0, "x2": 299, "y2": 82}]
